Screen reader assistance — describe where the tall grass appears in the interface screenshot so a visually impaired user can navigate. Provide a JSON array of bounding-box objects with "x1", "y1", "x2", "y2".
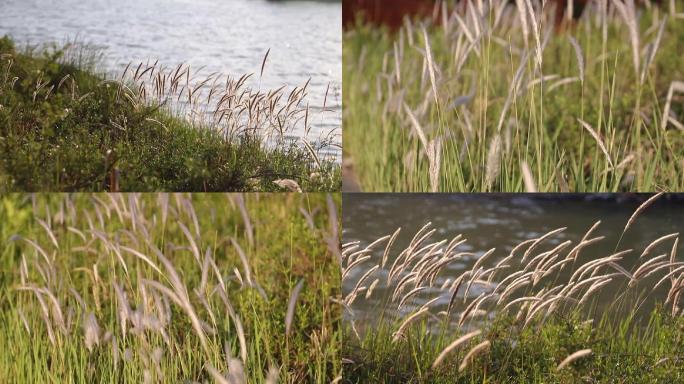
[
  {"x1": 342, "y1": 193, "x2": 684, "y2": 382},
  {"x1": 0, "y1": 193, "x2": 341, "y2": 383},
  {"x1": 0, "y1": 36, "x2": 340, "y2": 191},
  {"x1": 343, "y1": 0, "x2": 684, "y2": 192}
]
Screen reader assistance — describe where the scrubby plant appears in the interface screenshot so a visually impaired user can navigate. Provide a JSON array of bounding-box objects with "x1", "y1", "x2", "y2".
[{"x1": 0, "y1": 36, "x2": 340, "y2": 191}]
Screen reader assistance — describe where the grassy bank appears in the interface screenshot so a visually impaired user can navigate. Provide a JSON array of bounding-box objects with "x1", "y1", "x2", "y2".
[
  {"x1": 0, "y1": 36, "x2": 340, "y2": 191},
  {"x1": 343, "y1": 1, "x2": 684, "y2": 192},
  {"x1": 344, "y1": 308, "x2": 684, "y2": 383},
  {"x1": 0, "y1": 193, "x2": 341, "y2": 382},
  {"x1": 342, "y1": 193, "x2": 684, "y2": 382}
]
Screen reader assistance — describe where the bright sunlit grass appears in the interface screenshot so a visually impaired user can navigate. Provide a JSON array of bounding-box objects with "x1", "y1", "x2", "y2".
[
  {"x1": 343, "y1": 1, "x2": 684, "y2": 192},
  {"x1": 0, "y1": 193, "x2": 341, "y2": 383}
]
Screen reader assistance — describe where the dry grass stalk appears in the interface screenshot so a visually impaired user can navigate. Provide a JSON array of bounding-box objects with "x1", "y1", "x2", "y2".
[
  {"x1": 623, "y1": 192, "x2": 664, "y2": 235},
  {"x1": 577, "y1": 119, "x2": 613, "y2": 167},
  {"x1": 671, "y1": 238, "x2": 679, "y2": 285},
  {"x1": 233, "y1": 194, "x2": 254, "y2": 248},
  {"x1": 432, "y1": 329, "x2": 482, "y2": 369},
  {"x1": 422, "y1": 26, "x2": 440, "y2": 108},
  {"x1": 661, "y1": 81, "x2": 684, "y2": 130},
  {"x1": 556, "y1": 349, "x2": 592, "y2": 370},
  {"x1": 521, "y1": 161, "x2": 537, "y2": 192},
  {"x1": 206, "y1": 363, "x2": 230, "y2": 384},
  {"x1": 567, "y1": 36, "x2": 585, "y2": 84},
  {"x1": 458, "y1": 340, "x2": 491, "y2": 372},
  {"x1": 641, "y1": 18, "x2": 667, "y2": 84},
  {"x1": 382, "y1": 228, "x2": 401, "y2": 268},
  {"x1": 392, "y1": 307, "x2": 429, "y2": 343},
  {"x1": 611, "y1": 0, "x2": 640, "y2": 76},
  {"x1": 485, "y1": 134, "x2": 502, "y2": 190},
  {"x1": 285, "y1": 279, "x2": 305, "y2": 337},
  {"x1": 404, "y1": 103, "x2": 429, "y2": 152},
  {"x1": 428, "y1": 138, "x2": 442, "y2": 192},
  {"x1": 641, "y1": 233, "x2": 679, "y2": 258}
]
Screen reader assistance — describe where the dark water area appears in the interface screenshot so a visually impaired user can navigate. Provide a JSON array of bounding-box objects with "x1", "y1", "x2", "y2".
[{"x1": 343, "y1": 194, "x2": 684, "y2": 330}]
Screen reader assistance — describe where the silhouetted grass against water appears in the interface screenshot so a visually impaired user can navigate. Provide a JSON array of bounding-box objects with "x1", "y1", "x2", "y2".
[{"x1": 342, "y1": 193, "x2": 684, "y2": 383}]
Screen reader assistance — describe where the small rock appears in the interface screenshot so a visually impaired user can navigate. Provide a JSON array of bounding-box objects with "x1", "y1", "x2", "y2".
[{"x1": 273, "y1": 179, "x2": 302, "y2": 192}]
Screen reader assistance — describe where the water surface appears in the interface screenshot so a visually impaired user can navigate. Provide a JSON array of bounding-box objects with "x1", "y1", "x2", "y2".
[{"x1": 0, "y1": 0, "x2": 341, "y2": 153}]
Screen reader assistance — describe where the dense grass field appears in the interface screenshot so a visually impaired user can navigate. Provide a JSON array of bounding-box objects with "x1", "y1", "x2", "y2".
[
  {"x1": 342, "y1": 193, "x2": 684, "y2": 382},
  {"x1": 0, "y1": 193, "x2": 341, "y2": 383},
  {"x1": 0, "y1": 36, "x2": 340, "y2": 192},
  {"x1": 344, "y1": 0, "x2": 684, "y2": 192}
]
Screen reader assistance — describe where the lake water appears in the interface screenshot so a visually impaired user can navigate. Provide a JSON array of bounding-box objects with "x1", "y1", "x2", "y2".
[
  {"x1": 343, "y1": 194, "x2": 684, "y2": 331},
  {"x1": 0, "y1": 0, "x2": 341, "y2": 157}
]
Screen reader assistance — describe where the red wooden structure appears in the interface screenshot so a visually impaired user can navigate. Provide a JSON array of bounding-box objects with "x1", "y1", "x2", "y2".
[
  {"x1": 343, "y1": 0, "x2": 661, "y2": 31},
  {"x1": 343, "y1": 0, "x2": 441, "y2": 30}
]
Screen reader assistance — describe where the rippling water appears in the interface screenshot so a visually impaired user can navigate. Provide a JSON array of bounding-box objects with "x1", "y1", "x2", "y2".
[
  {"x1": 343, "y1": 194, "x2": 684, "y2": 329},
  {"x1": 0, "y1": 0, "x2": 341, "y2": 154}
]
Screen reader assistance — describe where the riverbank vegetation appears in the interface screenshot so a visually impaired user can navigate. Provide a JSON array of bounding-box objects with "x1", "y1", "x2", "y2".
[
  {"x1": 0, "y1": 36, "x2": 340, "y2": 191},
  {"x1": 342, "y1": 193, "x2": 684, "y2": 382},
  {"x1": 0, "y1": 193, "x2": 341, "y2": 382},
  {"x1": 344, "y1": 0, "x2": 684, "y2": 192}
]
